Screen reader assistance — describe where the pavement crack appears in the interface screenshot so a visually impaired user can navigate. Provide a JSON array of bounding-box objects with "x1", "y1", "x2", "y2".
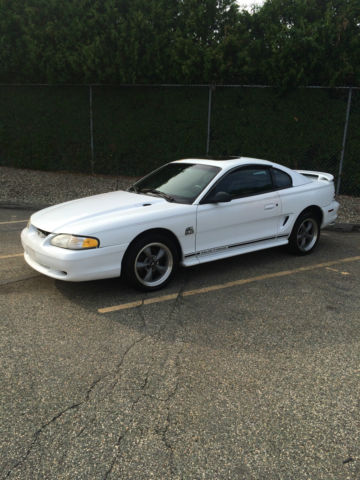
[
  {"x1": 103, "y1": 433, "x2": 125, "y2": 480},
  {"x1": 5, "y1": 402, "x2": 81, "y2": 478},
  {"x1": 115, "y1": 332, "x2": 147, "y2": 371},
  {"x1": 75, "y1": 426, "x2": 87, "y2": 438},
  {"x1": 3, "y1": 333, "x2": 148, "y2": 478},
  {"x1": 154, "y1": 349, "x2": 183, "y2": 476},
  {"x1": 131, "y1": 367, "x2": 150, "y2": 409},
  {"x1": 0, "y1": 274, "x2": 41, "y2": 287},
  {"x1": 137, "y1": 302, "x2": 147, "y2": 330},
  {"x1": 170, "y1": 271, "x2": 189, "y2": 328},
  {"x1": 5, "y1": 282, "x2": 185, "y2": 478},
  {"x1": 85, "y1": 376, "x2": 103, "y2": 401},
  {"x1": 108, "y1": 331, "x2": 148, "y2": 394},
  {"x1": 153, "y1": 405, "x2": 176, "y2": 476}
]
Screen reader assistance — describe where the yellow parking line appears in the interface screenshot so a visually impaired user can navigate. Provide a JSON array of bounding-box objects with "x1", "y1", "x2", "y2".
[
  {"x1": 0, "y1": 253, "x2": 23, "y2": 260},
  {"x1": 143, "y1": 293, "x2": 179, "y2": 305},
  {"x1": 99, "y1": 300, "x2": 143, "y2": 313},
  {"x1": 98, "y1": 293, "x2": 179, "y2": 313},
  {"x1": 326, "y1": 267, "x2": 350, "y2": 275},
  {"x1": 0, "y1": 219, "x2": 28, "y2": 225},
  {"x1": 98, "y1": 255, "x2": 360, "y2": 314}
]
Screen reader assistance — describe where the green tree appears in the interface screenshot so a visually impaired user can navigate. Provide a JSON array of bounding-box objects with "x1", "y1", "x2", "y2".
[
  {"x1": 248, "y1": 0, "x2": 360, "y2": 86},
  {"x1": 0, "y1": 0, "x2": 359, "y2": 85}
]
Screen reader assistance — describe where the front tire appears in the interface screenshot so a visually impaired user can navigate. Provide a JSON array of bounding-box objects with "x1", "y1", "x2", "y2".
[
  {"x1": 288, "y1": 212, "x2": 320, "y2": 255},
  {"x1": 122, "y1": 233, "x2": 179, "y2": 291}
]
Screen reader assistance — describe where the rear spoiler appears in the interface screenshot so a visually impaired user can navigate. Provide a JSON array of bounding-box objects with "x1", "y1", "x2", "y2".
[{"x1": 295, "y1": 170, "x2": 334, "y2": 182}]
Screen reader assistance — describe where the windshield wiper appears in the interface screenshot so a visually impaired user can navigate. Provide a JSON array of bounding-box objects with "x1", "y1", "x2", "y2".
[{"x1": 140, "y1": 188, "x2": 174, "y2": 202}]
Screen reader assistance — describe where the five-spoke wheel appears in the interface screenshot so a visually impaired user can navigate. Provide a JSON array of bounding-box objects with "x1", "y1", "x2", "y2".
[
  {"x1": 122, "y1": 233, "x2": 178, "y2": 291},
  {"x1": 134, "y1": 242, "x2": 173, "y2": 288},
  {"x1": 289, "y1": 212, "x2": 320, "y2": 254}
]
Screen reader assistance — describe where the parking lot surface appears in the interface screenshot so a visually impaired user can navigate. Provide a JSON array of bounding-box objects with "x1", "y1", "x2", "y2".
[{"x1": 1, "y1": 207, "x2": 359, "y2": 480}]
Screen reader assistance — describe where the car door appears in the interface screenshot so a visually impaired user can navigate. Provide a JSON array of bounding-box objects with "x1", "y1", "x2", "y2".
[{"x1": 195, "y1": 165, "x2": 281, "y2": 255}]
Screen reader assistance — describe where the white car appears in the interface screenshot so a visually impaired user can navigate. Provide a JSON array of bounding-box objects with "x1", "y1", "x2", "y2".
[{"x1": 21, "y1": 157, "x2": 339, "y2": 290}]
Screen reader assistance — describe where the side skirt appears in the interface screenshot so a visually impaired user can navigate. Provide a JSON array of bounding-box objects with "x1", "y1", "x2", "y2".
[{"x1": 181, "y1": 236, "x2": 289, "y2": 267}]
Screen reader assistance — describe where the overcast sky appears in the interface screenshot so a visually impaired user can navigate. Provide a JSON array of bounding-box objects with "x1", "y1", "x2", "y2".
[{"x1": 236, "y1": 0, "x2": 265, "y2": 11}]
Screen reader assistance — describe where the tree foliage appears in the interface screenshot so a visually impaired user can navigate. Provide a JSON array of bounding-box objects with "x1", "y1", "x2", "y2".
[{"x1": 0, "y1": 0, "x2": 359, "y2": 86}]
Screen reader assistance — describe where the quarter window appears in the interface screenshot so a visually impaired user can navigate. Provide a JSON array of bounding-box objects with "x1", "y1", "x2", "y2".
[{"x1": 271, "y1": 168, "x2": 292, "y2": 189}]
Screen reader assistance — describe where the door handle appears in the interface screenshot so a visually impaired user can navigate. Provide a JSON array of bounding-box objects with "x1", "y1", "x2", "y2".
[{"x1": 264, "y1": 203, "x2": 278, "y2": 210}]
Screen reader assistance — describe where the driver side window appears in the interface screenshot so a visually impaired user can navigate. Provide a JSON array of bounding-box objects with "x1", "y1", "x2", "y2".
[{"x1": 211, "y1": 166, "x2": 273, "y2": 198}]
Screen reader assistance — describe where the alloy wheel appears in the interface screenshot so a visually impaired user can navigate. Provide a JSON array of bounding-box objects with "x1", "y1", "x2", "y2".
[
  {"x1": 296, "y1": 218, "x2": 319, "y2": 252},
  {"x1": 134, "y1": 242, "x2": 173, "y2": 288}
]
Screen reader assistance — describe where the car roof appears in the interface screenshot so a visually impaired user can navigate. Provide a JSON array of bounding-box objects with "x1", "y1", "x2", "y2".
[{"x1": 174, "y1": 156, "x2": 271, "y2": 168}]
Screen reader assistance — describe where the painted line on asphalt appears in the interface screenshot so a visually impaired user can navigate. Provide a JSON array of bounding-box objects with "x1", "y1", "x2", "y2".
[
  {"x1": 0, "y1": 219, "x2": 27, "y2": 225},
  {"x1": 99, "y1": 293, "x2": 179, "y2": 313},
  {"x1": 98, "y1": 255, "x2": 360, "y2": 314},
  {"x1": 325, "y1": 267, "x2": 350, "y2": 275},
  {"x1": 0, "y1": 253, "x2": 23, "y2": 260}
]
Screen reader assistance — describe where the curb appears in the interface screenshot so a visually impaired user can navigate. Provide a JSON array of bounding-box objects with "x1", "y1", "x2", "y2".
[
  {"x1": 325, "y1": 223, "x2": 360, "y2": 233},
  {"x1": 0, "y1": 201, "x2": 51, "y2": 211}
]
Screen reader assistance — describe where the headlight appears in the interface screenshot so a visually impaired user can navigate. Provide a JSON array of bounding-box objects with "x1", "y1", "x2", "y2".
[{"x1": 50, "y1": 234, "x2": 99, "y2": 250}]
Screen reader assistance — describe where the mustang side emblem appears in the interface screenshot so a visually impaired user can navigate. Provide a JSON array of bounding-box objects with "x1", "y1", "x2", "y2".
[{"x1": 185, "y1": 227, "x2": 194, "y2": 235}]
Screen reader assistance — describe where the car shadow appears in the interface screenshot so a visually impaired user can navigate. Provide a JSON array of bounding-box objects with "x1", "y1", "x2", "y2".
[{"x1": 54, "y1": 236, "x2": 356, "y2": 353}]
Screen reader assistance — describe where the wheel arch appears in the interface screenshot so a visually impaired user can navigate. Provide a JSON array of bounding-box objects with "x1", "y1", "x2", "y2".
[
  {"x1": 123, "y1": 228, "x2": 183, "y2": 264},
  {"x1": 297, "y1": 205, "x2": 323, "y2": 225}
]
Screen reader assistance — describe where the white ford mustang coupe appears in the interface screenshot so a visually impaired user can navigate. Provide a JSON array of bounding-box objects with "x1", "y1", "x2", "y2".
[{"x1": 21, "y1": 157, "x2": 339, "y2": 290}]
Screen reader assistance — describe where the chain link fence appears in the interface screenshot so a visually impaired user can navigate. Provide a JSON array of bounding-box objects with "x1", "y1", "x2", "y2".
[{"x1": 0, "y1": 84, "x2": 358, "y2": 195}]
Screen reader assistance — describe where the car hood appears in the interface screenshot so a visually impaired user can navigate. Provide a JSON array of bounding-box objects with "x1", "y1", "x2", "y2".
[{"x1": 30, "y1": 190, "x2": 166, "y2": 233}]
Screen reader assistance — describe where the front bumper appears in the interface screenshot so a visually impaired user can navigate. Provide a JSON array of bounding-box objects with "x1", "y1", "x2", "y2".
[{"x1": 21, "y1": 226, "x2": 128, "y2": 281}]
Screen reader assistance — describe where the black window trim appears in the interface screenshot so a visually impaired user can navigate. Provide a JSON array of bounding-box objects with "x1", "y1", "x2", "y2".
[
  {"x1": 199, "y1": 163, "x2": 279, "y2": 205},
  {"x1": 200, "y1": 164, "x2": 293, "y2": 204}
]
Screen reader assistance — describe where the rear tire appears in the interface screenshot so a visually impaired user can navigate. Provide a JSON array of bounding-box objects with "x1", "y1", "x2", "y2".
[
  {"x1": 288, "y1": 212, "x2": 320, "y2": 255},
  {"x1": 122, "y1": 233, "x2": 179, "y2": 291}
]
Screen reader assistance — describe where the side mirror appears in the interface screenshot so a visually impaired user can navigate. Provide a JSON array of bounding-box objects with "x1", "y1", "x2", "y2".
[{"x1": 208, "y1": 191, "x2": 232, "y2": 203}]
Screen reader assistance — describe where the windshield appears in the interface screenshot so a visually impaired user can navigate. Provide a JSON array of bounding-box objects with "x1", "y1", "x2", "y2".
[{"x1": 131, "y1": 163, "x2": 221, "y2": 204}]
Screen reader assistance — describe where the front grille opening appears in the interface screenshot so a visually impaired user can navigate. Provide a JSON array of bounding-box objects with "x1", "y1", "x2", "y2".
[{"x1": 36, "y1": 227, "x2": 51, "y2": 237}]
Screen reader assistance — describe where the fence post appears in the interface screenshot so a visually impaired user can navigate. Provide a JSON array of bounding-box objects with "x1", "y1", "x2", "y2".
[
  {"x1": 206, "y1": 85, "x2": 213, "y2": 156},
  {"x1": 336, "y1": 87, "x2": 352, "y2": 195},
  {"x1": 89, "y1": 85, "x2": 95, "y2": 174}
]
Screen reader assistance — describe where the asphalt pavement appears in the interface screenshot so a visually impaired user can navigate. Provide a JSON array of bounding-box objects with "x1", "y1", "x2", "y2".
[{"x1": 1, "y1": 206, "x2": 359, "y2": 479}]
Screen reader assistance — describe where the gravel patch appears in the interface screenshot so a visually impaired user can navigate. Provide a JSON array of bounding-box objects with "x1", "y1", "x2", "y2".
[
  {"x1": 0, "y1": 166, "x2": 359, "y2": 225},
  {"x1": 336, "y1": 195, "x2": 360, "y2": 225},
  {"x1": 0, "y1": 166, "x2": 135, "y2": 208}
]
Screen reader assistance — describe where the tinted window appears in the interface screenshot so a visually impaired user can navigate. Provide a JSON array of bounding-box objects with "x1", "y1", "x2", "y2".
[
  {"x1": 210, "y1": 166, "x2": 273, "y2": 198},
  {"x1": 271, "y1": 168, "x2": 292, "y2": 188}
]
